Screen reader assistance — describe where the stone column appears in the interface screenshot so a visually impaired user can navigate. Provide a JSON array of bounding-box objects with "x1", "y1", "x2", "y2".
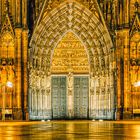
[
  {"x1": 89, "y1": 76, "x2": 97, "y2": 119},
  {"x1": 38, "y1": 89, "x2": 42, "y2": 117},
  {"x1": 28, "y1": 88, "x2": 32, "y2": 116},
  {"x1": 116, "y1": 29, "x2": 130, "y2": 119},
  {"x1": 35, "y1": 90, "x2": 38, "y2": 116},
  {"x1": 22, "y1": 29, "x2": 28, "y2": 120},
  {"x1": 15, "y1": 28, "x2": 22, "y2": 120},
  {"x1": 44, "y1": 72, "x2": 51, "y2": 119},
  {"x1": 123, "y1": 29, "x2": 130, "y2": 119},
  {"x1": 22, "y1": 0, "x2": 27, "y2": 28},
  {"x1": 115, "y1": 31, "x2": 122, "y2": 120},
  {"x1": 15, "y1": 0, "x2": 21, "y2": 26},
  {"x1": 123, "y1": 0, "x2": 130, "y2": 27},
  {"x1": 32, "y1": 90, "x2": 36, "y2": 116}
]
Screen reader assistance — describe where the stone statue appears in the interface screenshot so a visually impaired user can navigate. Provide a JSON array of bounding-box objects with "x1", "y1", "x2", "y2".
[
  {"x1": 68, "y1": 72, "x2": 73, "y2": 95},
  {"x1": 46, "y1": 71, "x2": 51, "y2": 88},
  {"x1": 68, "y1": 72, "x2": 73, "y2": 88}
]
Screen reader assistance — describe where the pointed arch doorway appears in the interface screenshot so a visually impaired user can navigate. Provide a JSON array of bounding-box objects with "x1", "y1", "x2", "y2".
[
  {"x1": 51, "y1": 32, "x2": 89, "y2": 119},
  {"x1": 29, "y1": 2, "x2": 115, "y2": 120}
]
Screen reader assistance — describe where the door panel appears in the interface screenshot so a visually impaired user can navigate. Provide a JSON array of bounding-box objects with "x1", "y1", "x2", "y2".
[
  {"x1": 52, "y1": 76, "x2": 67, "y2": 119},
  {"x1": 74, "y1": 76, "x2": 89, "y2": 119}
]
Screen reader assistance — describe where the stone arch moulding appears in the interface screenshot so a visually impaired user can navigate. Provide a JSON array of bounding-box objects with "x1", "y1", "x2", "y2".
[{"x1": 29, "y1": 1, "x2": 115, "y2": 120}]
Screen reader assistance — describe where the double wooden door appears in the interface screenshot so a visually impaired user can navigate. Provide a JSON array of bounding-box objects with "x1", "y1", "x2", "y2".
[{"x1": 51, "y1": 76, "x2": 89, "y2": 119}]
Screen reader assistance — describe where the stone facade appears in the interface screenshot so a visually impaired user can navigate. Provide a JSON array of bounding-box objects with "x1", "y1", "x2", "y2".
[{"x1": 0, "y1": 0, "x2": 140, "y2": 120}]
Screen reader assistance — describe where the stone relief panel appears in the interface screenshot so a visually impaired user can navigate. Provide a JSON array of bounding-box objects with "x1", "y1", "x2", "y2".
[{"x1": 51, "y1": 32, "x2": 89, "y2": 74}]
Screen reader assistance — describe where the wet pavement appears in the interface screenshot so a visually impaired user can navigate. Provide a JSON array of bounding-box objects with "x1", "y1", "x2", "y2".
[{"x1": 0, "y1": 120, "x2": 140, "y2": 140}]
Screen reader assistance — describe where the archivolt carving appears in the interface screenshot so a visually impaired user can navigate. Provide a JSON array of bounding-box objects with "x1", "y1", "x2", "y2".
[
  {"x1": 43, "y1": 0, "x2": 99, "y2": 18},
  {"x1": 29, "y1": 2, "x2": 114, "y2": 120}
]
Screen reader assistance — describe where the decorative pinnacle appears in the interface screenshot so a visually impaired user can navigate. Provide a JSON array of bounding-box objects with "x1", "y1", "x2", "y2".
[
  {"x1": 5, "y1": 0, "x2": 9, "y2": 14},
  {"x1": 134, "y1": 1, "x2": 139, "y2": 12}
]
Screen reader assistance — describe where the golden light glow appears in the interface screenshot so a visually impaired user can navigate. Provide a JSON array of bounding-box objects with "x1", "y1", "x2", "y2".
[
  {"x1": 0, "y1": 33, "x2": 14, "y2": 58},
  {"x1": 51, "y1": 32, "x2": 89, "y2": 74}
]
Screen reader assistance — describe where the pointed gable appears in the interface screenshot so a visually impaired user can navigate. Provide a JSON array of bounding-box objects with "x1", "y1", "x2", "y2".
[
  {"x1": 130, "y1": 2, "x2": 140, "y2": 35},
  {"x1": 1, "y1": 14, "x2": 14, "y2": 36},
  {"x1": 131, "y1": 13, "x2": 140, "y2": 33},
  {"x1": 1, "y1": 0, "x2": 14, "y2": 36}
]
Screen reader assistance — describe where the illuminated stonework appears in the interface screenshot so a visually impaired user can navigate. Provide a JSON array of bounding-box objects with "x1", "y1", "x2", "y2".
[
  {"x1": 29, "y1": 1, "x2": 114, "y2": 120},
  {"x1": 0, "y1": 0, "x2": 140, "y2": 120},
  {"x1": 51, "y1": 32, "x2": 89, "y2": 74},
  {"x1": 0, "y1": 0, "x2": 28, "y2": 120}
]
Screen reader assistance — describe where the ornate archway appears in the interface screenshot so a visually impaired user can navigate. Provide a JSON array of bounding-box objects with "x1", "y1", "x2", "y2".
[
  {"x1": 29, "y1": 1, "x2": 115, "y2": 120},
  {"x1": 51, "y1": 32, "x2": 90, "y2": 119}
]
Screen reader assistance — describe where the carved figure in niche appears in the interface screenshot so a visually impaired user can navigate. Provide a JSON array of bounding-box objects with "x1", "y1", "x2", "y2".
[
  {"x1": 68, "y1": 72, "x2": 73, "y2": 89},
  {"x1": 46, "y1": 71, "x2": 51, "y2": 88},
  {"x1": 68, "y1": 72, "x2": 73, "y2": 95},
  {"x1": 8, "y1": 66, "x2": 15, "y2": 83},
  {"x1": 90, "y1": 72, "x2": 95, "y2": 88},
  {"x1": 1, "y1": 66, "x2": 7, "y2": 83},
  {"x1": 90, "y1": 72, "x2": 100, "y2": 95},
  {"x1": 45, "y1": 70, "x2": 51, "y2": 96}
]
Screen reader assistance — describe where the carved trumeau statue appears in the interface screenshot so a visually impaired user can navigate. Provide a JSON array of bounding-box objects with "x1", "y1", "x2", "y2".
[
  {"x1": 68, "y1": 72, "x2": 73, "y2": 96},
  {"x1": 68, "y1": 72, "x2": 73, "y2": 89}
]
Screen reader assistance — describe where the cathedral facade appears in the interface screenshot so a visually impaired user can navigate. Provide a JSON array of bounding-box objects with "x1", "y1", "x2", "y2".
[{"x1": 0, "y1": 0, "x2": 140, "y2": 120}]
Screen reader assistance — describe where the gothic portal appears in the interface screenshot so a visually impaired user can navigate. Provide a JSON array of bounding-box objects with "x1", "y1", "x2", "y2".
[
  {"x1": 0, "y1": 0, "x2": 140, "y2": 120},
  {"x1": 29, "y1": 2, "x2": 115, "y2": 120}
]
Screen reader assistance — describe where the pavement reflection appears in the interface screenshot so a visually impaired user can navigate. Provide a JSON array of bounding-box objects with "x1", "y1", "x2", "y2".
[{"x1": 0, "y1": 121, "x2": 140, "y2": 140}]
